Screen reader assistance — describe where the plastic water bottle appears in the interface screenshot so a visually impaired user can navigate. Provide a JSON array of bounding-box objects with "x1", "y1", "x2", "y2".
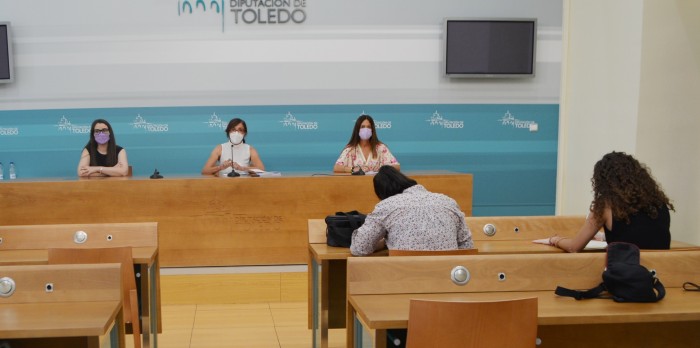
[
  {"x1": 0, "y1": 162, "x2": 3, "y2": 180},
  {"x1": 8, "y1": 162, "x2": 16, "y2": 180}
]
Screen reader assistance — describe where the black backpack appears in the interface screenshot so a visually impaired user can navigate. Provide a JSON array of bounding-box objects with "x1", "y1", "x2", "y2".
[{"x1": 555, "y1": 242, "x2": 666, "y2": 303}]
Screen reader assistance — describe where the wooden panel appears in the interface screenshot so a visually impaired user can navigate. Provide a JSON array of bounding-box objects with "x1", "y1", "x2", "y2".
[
  {"x1": 0, "y1": 173, "x2": 471, "y2": 267},
  {"x1": 537, "y1": 322, "x2": 700, "y2": 348},
  {"x1": 347, "y1": 250, "x2": 700, "y2": 296},
  {"x1": 0, "y1": 264, "x2": 121, "y2": 303},
  {"x1": 160, "y1": 273, "x2": 281, "y2": 304},
  {"x1": 280, "y1": 272, "x2": 307, "y2": 302},
  {"x1": 0, "y1": 222, "x2": 158, "y2": 249},
  {"x1": 466, "y1": 215, "x2": 586, "y2": 241}
]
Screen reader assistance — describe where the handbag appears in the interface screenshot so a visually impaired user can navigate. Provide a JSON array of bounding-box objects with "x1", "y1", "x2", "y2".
[
  {"x1": 555, "y1": 242, "x2": 666, "y2": 302},
  {"x1": 325, "y1": 210, "x2": 366, "y2": 248}
]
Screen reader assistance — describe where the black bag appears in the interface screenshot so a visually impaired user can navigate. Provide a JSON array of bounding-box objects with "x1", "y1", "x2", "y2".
[
  {"x1": 325, "y1": 211, "x2": 366, "y2": 248},
  {"x1": 555, "y1": 242, "x2": 665, "y2": 303}
]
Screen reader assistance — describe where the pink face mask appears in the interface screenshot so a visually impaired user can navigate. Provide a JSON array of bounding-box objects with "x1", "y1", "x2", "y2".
[
  {"x1": 359, "y1": 128, "x2": 372, "y2": 140},
  {"x1": 95, "y1": 133, "x2": 110, "y2": 145}
]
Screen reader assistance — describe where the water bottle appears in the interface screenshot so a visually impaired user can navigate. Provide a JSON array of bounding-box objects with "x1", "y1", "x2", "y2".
[
  {"x1": 0, "y1": 162, "x2": 3, "y2": 180},
  {"x1": 8, "y1": 162, "x2": 16, "y2": 180}
]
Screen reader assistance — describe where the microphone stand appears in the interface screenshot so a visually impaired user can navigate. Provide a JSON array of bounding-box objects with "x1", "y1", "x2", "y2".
[{"x1": 227, "y1": 143, "x2": 240, "y2": 177}]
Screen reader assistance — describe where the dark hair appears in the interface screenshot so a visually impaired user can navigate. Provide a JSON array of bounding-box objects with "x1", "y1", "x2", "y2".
[
  {"x1": 373, "y1": 165, "x2": 417, "y2": 200},
  {"x1": 225, "y1": 118, "x2": 247, "y2": 143},
  {"x1": 86, "y1": 119, "x2": 118, "y2": 166},
  {"x1": 344, "y1": 114, "x2": 382, "y2": 158},
  {"x1": 591, "y1": 151, "x2": 674, "y2": 223}
]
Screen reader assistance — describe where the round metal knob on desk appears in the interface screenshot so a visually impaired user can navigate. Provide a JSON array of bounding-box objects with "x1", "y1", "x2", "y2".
[
  {"x1": 483, "y1": 223, "x2": 496, "y2": 236},
  {"x1": 0, "y1": 277, "x2": 16, "y2": 297},
  {"x1": 451, "y1": 266, "x2": 470, "y2": 285},
  {"x1": 73, "y1": 230, "x2": 88, "y2": 244}
]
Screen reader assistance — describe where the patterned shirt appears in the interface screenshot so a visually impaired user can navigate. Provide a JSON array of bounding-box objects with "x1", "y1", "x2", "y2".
[
  {"x1": 350, "y1": 185, "x2": 474, "y2": 256},
  {"x1": 335, "y1": 143, "x2": 399, "y2": 172}
]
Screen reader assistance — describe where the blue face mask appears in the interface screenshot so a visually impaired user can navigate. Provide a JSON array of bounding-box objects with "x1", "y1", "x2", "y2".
[{"x1": 359, "y1": 128, "x2": 372, "y2": 140}]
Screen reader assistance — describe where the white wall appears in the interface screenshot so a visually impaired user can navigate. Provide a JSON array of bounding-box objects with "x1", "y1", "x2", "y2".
[
  {"x1": 636, "y1": 0, "x2": 700, "y2": 245},
  {"x1": 559, "y1": 0, "x2": 700, "y2": 244}
]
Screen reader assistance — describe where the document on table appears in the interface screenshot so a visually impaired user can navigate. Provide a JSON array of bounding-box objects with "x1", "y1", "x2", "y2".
[
  {"x1": 248, "y1": 169, "x2": 281, "y2": 177},
  {"x1": 532, "y1": 238, "x2": 608, "y2": 250}
]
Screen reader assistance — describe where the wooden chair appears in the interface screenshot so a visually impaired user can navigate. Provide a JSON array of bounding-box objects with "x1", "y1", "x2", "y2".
[
  {"x1": 48, "y1": 247, "x2": 142, "y2": 348},
  {"x1": 388, "y1": 248, "x2": 478, "y2": 256},
  {"x1": 406, "y1": 297, "x2": 538, "y2": 348}
]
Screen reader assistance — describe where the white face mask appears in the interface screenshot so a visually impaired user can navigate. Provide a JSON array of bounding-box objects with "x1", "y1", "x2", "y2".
[{"x1": 229, "y1": 131, "x2": 244, "y2": 145}]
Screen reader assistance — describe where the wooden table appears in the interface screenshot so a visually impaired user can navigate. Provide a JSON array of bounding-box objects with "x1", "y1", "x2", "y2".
[
  {"x1": 0, "y1": 263, "x2": 124, "y2": 348},
  {"x1": 0, "y1": 172, "x2": 472, "y2": 267},
  {"x1": 0, "y1": 247, "x2": 159, "y2": 348},
  {"x1": 348, "y1": 289, "x2": 700, "y2": 348},
  {"x1": 308, "y1": 212, "x2": 698, "y2": 348}
]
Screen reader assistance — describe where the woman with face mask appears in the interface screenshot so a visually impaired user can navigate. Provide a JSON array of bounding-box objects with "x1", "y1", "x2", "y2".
[
  {"x1": 201, "y1": 117, "x2": 265, "y2": 176},
  {"x1": 333, "y1": 114, "x2": 400, "y2": 173},
  {"x1": 77, "y1": 119, "x2": 130, "y2": 177}
]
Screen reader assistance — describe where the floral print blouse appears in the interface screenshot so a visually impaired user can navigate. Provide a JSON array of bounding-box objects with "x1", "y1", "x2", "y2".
[
  {"x1": 350, "y1": 185, "x2": 474, "y2": 256},
  {"x1": 334, "y1": 143, "x2": 399, "y2": 172}
]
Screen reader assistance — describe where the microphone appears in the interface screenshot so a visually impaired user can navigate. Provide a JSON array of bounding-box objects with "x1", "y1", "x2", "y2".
[
  {"x1": 149, "y1": 169, "x2": 163, "y2": 179},
  {"x1": 227, "y1": 144, "x2": 240, "y2": 177},
  {"x1": 351, "y1": 165, "x2": 365, "y2": 176}
]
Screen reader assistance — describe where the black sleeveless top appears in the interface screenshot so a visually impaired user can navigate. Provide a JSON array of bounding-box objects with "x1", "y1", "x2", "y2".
[
  {"x1": 86, "y1": 146, "x2": 123, "y2": 166},
  {"x1": 603, "y1": 205, "x2": 671, "y2": 249}
]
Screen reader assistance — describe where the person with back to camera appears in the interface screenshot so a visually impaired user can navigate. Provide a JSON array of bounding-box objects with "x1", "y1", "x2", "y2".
[
  {"x1": 77, "y1": 119, "x2": 130, "y2": 177},
  {"x1": 201, "y1": 117, "x2": 265, "y2": 176},
  {"x1": 548, "y1": 151, "x2": 674, "y2": 252},
  {"x1": 333, "y1": 114, "x2": 400, "y2": 174},
  {"x1": 350, "y1": 165, "x2": 474, "y2": 256}
]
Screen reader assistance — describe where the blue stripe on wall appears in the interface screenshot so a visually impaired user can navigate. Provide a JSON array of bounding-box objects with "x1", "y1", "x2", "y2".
[{"x1": 0, "y1": 103, "x2": 558, "y2": 216}]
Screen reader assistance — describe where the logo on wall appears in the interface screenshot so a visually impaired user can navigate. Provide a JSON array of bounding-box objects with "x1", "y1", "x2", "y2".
[
  {"x1": 178, "y1": 0, "x2": 307, "y2": 32},
  {"x1": 0, "y1": 126, "x2": 19, "y2": 136},
  {"x1": 55, "y1": 116, "x2": 90, "y2": 134},
  {"x1": 360, "y1": 111, "x2": 391, "y2": 129},
  {"x1": 426, "y1": 111, "x2": 464, "y2": 129},
  {"x1": 204, "y1": 112, "x2": 227, "y2": 129},
  {"x1": 131, "y1": 114, "x2": 169, "y2": 133},
  {"x1": 499, "y1": 111, "x2": 537, "y2": 130},
  {"x1": 280, "y1": 111, "x2": 318, "y2": 130}
]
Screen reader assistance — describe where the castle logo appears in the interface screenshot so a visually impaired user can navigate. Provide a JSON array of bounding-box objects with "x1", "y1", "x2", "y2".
[
  {"x1": 131, "y1": 114, "x2": 169, "y2": 133},
  {"x1": 55, "y1": 116, "x2": 90, "y2": 134},
  {"x1": 280, "y1": 111, "x2": 318, "y2": 130},
  {"x1": 426, "y1": 111, "x2": 464, "y2": 129}
]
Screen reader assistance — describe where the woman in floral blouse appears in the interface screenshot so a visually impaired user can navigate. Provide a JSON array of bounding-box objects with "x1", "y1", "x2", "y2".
[
  {"x1": 333, "y1": 114, "x2": 400, "y2": 173},
  {"x1": 350, "y1": 166, "x2": 474, "y2": 256}
]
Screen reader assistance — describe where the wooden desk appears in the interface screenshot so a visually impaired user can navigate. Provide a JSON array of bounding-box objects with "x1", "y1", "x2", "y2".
[
  {"x1": 349, "y1": 290, "x2": 700, "y2": 348},
  {"x1": 346, "y1": 251, "x2": 700, "y2": 348},
  {"x1": 308, "y1": 215, "x2": 698, "y2": 348},
  {"x1": 0, "y1": 172, "x2": 472, "y2": 267},
  {"x1": 0, "y1": 223, "x2": 161, "y2": 348},
  {"x1": 0, "y1": 264, "x2": 124, "y2": 348}
]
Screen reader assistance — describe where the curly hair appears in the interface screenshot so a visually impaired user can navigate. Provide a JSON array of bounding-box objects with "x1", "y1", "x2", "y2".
[{"x1": 590, "y1": 151, "x2": 674, "y2": 224}]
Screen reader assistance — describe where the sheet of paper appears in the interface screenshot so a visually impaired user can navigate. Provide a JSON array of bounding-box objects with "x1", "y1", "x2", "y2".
[
  {"x1": 532, "y1": 238, "x2": 551, "y2": 245},
  {"x1": 584, "y1": 240, "x2": 608, "y2": 250}
]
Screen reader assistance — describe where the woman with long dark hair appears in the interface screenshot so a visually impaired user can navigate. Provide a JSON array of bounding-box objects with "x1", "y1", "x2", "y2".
[
  {"x1": 77, "y1": 119, "x2": 129, "y2": 177},
  {"x1": 333, "y1": 114, "x2": 400, "y2": 173},
  {"x1": 549, "y1": 151, "x2": 674, "y2": 251}
]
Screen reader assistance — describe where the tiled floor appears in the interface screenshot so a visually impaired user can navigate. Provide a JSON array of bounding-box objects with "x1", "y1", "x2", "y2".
[{"x1": 128, "y1": 302, "x2": 346, "y2": 348}]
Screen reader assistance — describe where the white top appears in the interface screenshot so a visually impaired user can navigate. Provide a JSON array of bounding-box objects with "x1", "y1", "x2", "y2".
[{"x1": 219, "y1": 142, "x2": 251, "y2": 176}]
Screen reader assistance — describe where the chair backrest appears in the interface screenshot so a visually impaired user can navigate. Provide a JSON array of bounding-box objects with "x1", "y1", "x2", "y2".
[
  {"x1": 406, "y1": 298, "x2": 538, "y2": 348},
  {"x1": 389, "y1": 248, "x2": 478, "y2": 256},
  {"x1": 127, "y1": 165, "x2": 133, "y2": 177},
  {"x1": 308, "y1": 219, "x2": 327, "y2": 244},
  {"x1": 465, "y1": 215, "x2": 585, "y2": 241},
  {"x1": 48, "y1": 247, "x2": 136, "y2": 317},
  {"x1": 0, "y1": 222, "x2": 158, "y2": 249}
]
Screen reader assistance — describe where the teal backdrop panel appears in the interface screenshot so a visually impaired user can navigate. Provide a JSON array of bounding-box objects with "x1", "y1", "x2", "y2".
[{"x1": 0, "y1": 104, "x2": 559, "y2": 216}]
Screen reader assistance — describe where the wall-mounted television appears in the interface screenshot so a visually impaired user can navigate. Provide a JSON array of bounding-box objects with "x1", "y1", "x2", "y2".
[
  {"x1": 443, "y1": 18, "x2": 536, "y2": 78},
  {"x1": 0, "y1": 21, "x2": 15, "y2": 83}
]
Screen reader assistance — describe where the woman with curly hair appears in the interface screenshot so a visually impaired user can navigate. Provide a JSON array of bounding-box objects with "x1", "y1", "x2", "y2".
[{"x1": 549, "y1": 151, "x2": 674, "y2": 252}]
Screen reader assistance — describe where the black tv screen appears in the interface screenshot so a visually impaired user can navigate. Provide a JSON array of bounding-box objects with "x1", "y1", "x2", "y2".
[
  {"x1": 0, "y1": 22, "x2": 14, "y2": 83},
  {"x1": 444, "y1": 18, "x2": 536, "y2": 78}
]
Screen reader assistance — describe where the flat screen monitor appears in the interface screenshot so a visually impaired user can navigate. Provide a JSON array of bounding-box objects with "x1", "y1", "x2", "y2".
[
  {"x1": 443, "y1": 18, "x2": 536, "y2": 78},
  {"x1": 0, "y1": 21, "x2": 14, "y2": 83}
]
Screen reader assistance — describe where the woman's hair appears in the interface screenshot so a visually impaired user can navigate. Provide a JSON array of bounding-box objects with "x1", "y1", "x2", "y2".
[
  {"x1": 225, "y1": 118, "x2": 247, "y2": 143},
  {"x1": 345, "y1": 114, "x2": 382, "y2": 158},
  {"x1": 591, "y1": 151, "x2": 674, "y2": 223},
  {"x1": 86, "y1": 119, "x2": 118, "y2": 166},
  {"x1": 373, "y1": 165, "x2": 417, "y2": 200}
]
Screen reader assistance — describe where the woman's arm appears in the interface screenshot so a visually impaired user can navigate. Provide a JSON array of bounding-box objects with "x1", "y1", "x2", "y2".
[
  {"x1": 77, "y1": 149, "x2": 92, "y2": 177},
  {"x1": 350, "y1": 211, "x2": 386, "y2": 256},
  {"x1": 201, "y1": 146, "x2": 228, "y2": 175},
  {"x1": 98, "y1": 149, "x2": 129, "y2": 177},
  {"x1": 333, "y1": 147, "x2": 353, "y2": 173},
  {"x1": 550, "y1": 208, "x2": 610, "y2": 252}
]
